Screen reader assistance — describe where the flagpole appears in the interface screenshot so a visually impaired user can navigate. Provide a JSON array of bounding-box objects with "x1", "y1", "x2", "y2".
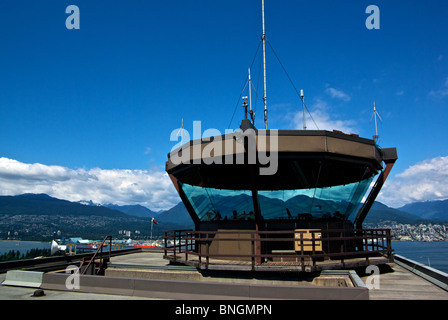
[{"x1": 151, "y1": 220, "x2": 153, "y2": 240}]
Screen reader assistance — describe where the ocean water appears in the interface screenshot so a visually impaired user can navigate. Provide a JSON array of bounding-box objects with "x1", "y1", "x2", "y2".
[
  {"x1": 392, "y1": 241, "x2": 448, "y2": 274},
  {"x1": 0, "y1": 240, "x2": 50, "y2": 255}
]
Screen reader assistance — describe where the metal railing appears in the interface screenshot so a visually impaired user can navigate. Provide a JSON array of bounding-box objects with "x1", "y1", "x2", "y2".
[
  {"x1": 163, "y1": 229, "x2": 393, "y2": 271},
  {"x1": 80, "y1": 235, "x2": 112, "y2": 275}
]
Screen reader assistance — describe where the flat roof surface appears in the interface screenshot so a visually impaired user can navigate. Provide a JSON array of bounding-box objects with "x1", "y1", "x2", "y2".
[
  {"x1": 110, "y1": 252, "x2": 448, "y2": 299},
  {"x1": 359, "y1": 263, "x2": 448, "y2": 300},
  {"x1": 1, "y1": 251, "x2": 447, "y2": 300},
  {"x1": 0, "y1": 272, "x2": 155, "y2": 300}
]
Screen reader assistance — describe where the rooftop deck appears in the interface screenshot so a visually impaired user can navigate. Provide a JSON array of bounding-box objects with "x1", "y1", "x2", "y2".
[{"x1": 1, "y1": 249, "x2": 447, "y2": 300}]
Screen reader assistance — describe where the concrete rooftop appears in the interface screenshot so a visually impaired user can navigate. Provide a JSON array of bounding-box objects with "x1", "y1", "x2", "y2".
[{"x1": 1, "y1": 250, "x2": 447, "y2": 300}]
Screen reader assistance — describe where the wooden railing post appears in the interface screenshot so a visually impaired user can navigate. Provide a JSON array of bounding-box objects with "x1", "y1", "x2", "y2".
[
  {"x1": 198, "y1": 233, "x2": 202, "y2": 265},
  {"x1": 300, "y1": 232, "x2": 304, "y2": 271},
  {"x1": 311, "y1": 232, "x2": 316, "y2": 267},
  {"x1": 251, "y1": 233, "x2": 255, "y2": 271},
  {"x1": 173, "y1": 231, "x2": 177, "y2": 262},
  {"x1": 340, "y1": 231, "x2": 345, "y2": 267},
  {"x1": 206, "y1": 233, "x2": 209, "y2": 270},
  {"x1": 185, "y1": 231, "x2": 189, "y2": 261},
  {"x1": 386, "y1": 229, "x2": 392, "y2": 259},
  {"x1": 108, "y1": 236, "x2": 112, "y2": 261}
]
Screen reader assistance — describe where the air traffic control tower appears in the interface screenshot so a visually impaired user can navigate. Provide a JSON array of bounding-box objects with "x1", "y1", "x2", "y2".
[{"x1": 165, "y1": 119, "x2": 398, "y2": 272}]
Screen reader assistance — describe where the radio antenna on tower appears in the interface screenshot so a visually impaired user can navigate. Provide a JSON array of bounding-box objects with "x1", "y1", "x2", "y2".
[
  {"x1": 301, "y1": 89, "x2": 306, "y2": 130},
  {"x1": 176, "y1": 118, "x2": 186, "y2": 145},
  {"x1": 262, "y1": 0, "x2": 268, "y2": 130},
  {"x1": 371, "y1": 101, "x2": 383, "y2": 143}
]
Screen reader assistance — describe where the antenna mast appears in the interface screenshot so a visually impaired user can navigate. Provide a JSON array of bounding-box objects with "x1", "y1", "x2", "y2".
[
  {"x1": 372, "y1": 101, "x2": 382, "y2": 142},
  {"x1": 176, "y1": 118, "x2": 185, "y2": 145},
  {"x1": 301, "y1": 89, "x2": 306, "y2": 130},
  {"x1": 248, "y1": 68, "x2": 255, "y2": 124},
  {"x1": 262, "y1": 0, "x2": 268, "y2": 129},
  {"x1": 248, "y1": 68, "x2": 252, "y2": 112}
]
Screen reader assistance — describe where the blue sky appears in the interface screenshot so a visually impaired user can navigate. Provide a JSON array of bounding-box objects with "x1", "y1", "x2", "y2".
[{"x1": 0, "y1": 1, "x2": 447, "y2": 210}]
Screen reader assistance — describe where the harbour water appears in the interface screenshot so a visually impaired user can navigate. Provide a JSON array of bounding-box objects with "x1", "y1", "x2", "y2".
[
  {"x1": 0, "y1": 240, "x2": 50, "y2": 255},
  {"x1": 392, "y1": 241, "x2": 448, "y2": 274}
]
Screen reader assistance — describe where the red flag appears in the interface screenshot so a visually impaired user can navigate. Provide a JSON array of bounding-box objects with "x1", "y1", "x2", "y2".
[{"x1": 152, "y1": 217, "x2": 158, "y2": 225}]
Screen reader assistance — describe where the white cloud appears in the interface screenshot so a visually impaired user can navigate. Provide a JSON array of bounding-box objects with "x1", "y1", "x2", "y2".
[
  {"x1": 4, "y1": 153, "x2": 446, "y2": 213},
  {"x1": 325, "y1": 87, "x2": 351, "y2": 102},
  {"x1": 429, "y1": 77, "x2": 448, "y2": 98},
  {"x1": 143, "y1": 147, "x2": 152, "y2": 155},
  {"x1": 291, "y1": 98, "x2": 357, "y2": 133},
  {"x1": 0, "y1": 157, "x2": 180, "y2": 211},
  {"x1": 378, "y1": 156, "x2": 448, "y2": 208}
]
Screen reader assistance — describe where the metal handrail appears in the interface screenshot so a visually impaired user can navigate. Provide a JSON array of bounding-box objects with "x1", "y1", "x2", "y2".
[{"x1": 80, "y1": 235, "x2": 112, "y2": 275}]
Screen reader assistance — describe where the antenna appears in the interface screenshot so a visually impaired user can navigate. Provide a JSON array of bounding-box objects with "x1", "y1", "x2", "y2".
[
  {"x1": 176, "y1": 118, "x2": 185, "y2": 145},
  {"x1": 261, "y1": 0, "x2": 268, "y2": 130},
  {"x1": 301, "y1": 89, "x2": 307, "y2": 130},
  {"x1": 371, "y1": 101, "x2": 382, "y2": 142},
  {"x1": 248, "y1": 68, "x2": 255, "y2": 124},
  {"x1": 242, "y1": 96, "x2": 248, "y2": 120},
  {"x1": 248, "y1": 68, "x2": 252, "y2": 112}
]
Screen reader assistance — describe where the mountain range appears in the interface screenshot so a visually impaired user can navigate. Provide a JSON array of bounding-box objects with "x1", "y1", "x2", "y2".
[
  {"x1": 103, "y1": 204, "x2": 159, "y2": 218},
  {"x1": 0, "y1": 193, "x2": 447, "y2": 227},
  {"x1": 0, "y1": 194, "x2": 126, "y2": 218},
  {"x1": 0, "y1": 193, "x2": 194, "y2": 229},
  {"x1": 398, "y1": 199, "x2": 448, "y2": 221},
  {"x1": 363, "y1": 202, "x2": 424, "y2": 224}
]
